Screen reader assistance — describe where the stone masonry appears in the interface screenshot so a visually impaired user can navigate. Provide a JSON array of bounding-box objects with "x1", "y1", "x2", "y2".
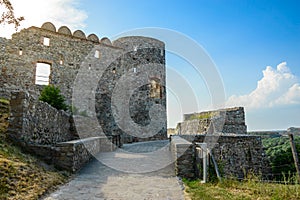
[
  {"x1": 171, "y1": 134, "x2": 270, "y2": 180},
  {"x1": 171, "y1": 107, "x2": 270, "y2": 180},
  {"x1": 177, "y1": 107, "x2": 247, "y2": 135},
  {"x1": 7, "y1": 90, "x2": 115, "y2": 171},
  {"x1": 0, "y1": 22, "x2": 167, "y2": 144}
]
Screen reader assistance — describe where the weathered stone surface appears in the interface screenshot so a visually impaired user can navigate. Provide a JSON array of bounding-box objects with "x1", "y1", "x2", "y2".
[
  {"x1": 171, "y1": 136, "x2": 195, "y2": 179},
  {"x1": 7, "y1": 91, "x2": 77, "y2": 145},
  {"x1": 57, "y1": 26, "x2": 72, "y2": 35},
  {"x1": 41, "y1": 22, "x2": 56, "y2": 32},
  {"x1": 54, "y1": 136, "x2": 115, "y2": 172},
  {"x1": 171, "y1": 134, "x2": 270, "y2": 179},
  {"x1": 87, "y1": 34, "x2": 99, "y2": 43},
  {"x1": 73, "y1": 30, "x2": 86, "y2": 39},
  {"x1": 0, "y1": 22, "x2": 167, "y2": 144},
  {"x1": 178, "y1": 107, "x2": 247, "y2": 135}
]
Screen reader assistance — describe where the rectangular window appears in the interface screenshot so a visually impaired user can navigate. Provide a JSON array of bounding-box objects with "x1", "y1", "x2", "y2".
[
  {"x1": 94, "y1": 50, "x2": 100, "y2": 58},
  {"x1": 43, "y1": 37, "x2": 50, "y2": 46},
  {"x1": 150, "y1": 78, "x2": 162, "y2": 99},
  {"x1": 35, "y1": 63, "x2": 51, "y2": 85}
]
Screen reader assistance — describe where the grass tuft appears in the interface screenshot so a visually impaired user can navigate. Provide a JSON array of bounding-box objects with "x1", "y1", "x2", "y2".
[
  {"x1": 184, "y1": 177, "x2": 300, "y2": 200},
  {"x1": 0, "y1": 98, "x2": 69, "y2": 200}
]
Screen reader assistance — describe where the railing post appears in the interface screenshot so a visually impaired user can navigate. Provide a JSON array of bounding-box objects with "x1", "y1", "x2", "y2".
[
  {"x1": 288, "y1": 133, "x2": 300, "y2": 182},
  {"x1": 196, "y1": 143, "x2": 209, "y2": 183}
]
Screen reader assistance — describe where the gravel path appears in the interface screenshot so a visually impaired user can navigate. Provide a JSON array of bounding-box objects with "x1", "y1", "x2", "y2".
[{"x1": 44, "y1": 140, "x2": 185, "y2": 200}]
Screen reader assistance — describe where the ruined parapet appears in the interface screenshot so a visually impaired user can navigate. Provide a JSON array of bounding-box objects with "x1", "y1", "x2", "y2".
[{"x1": 179, "y1": 107, "x2": 247, "y2": 135}]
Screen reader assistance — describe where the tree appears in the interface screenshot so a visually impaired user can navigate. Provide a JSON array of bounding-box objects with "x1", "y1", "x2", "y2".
[
  {"x1": 39, "y1": 85, "x2": 68, "y2": 111},
  {"x1": 0, "y1": 0, "x2": 24, "y2": 30},
  {"x1": 263, "y1": 136, "x2": 300, "y2": 181}
]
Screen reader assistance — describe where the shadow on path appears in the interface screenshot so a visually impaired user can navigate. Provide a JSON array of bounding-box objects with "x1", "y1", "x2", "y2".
[{"x1": 44, "y1": 140, "x2": 185, "y2": 200}]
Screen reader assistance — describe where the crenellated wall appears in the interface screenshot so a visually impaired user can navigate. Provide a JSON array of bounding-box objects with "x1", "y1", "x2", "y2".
[{"x1": 1, "y1": 22, "x2": 167, "y2": 144}]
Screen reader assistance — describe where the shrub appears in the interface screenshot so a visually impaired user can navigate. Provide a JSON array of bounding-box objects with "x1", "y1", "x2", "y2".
[
  {"x1": 39, "y1": 85, "x2": 68, "y2": 111},
  {"x1": 262, "y1": 136, "x2": 300, "y2": 181}
]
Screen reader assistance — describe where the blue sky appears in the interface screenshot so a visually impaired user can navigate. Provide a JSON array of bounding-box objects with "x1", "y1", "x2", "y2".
[{"x1": 1, "y1": 0, "x2": 300, "y2": 130}]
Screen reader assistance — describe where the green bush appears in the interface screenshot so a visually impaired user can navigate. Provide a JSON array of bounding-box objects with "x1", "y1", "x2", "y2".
[
  {"x1": 39, "y1": 85, "x2": 68, "y2": 111},
  {"x1": 262, "y1": 136, "x2": 300, "y2": 181}
]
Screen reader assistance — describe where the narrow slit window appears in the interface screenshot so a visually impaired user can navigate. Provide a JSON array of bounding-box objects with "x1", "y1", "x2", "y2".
[
  {"x1": 59, "y1": 54, "x2": 64, "y2": 65},
  {"x1": 35, "y1": 63, "x2": 51, "y2": 85},
  {"x1": 19, "y1": 48, "x2": 23, "y2": 55},
  {"x1": 43, "y1": 37, "x2": 50, "y2": 46}
]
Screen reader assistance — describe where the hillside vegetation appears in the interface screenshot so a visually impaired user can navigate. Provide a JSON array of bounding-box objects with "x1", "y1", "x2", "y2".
[{"x1": 0, "y1": 98, "x2": 68, "y2": 200}]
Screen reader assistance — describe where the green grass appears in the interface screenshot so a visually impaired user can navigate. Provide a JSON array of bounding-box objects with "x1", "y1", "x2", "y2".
[
  {"x1": 0, "y1": 99, "x2": 69, "y2": 200},
  {"x1": 0, "y1": 98, "x2": 9, "y2": 105},
  {"x1": 188, "y1": 112, "x2": 217, "y2": 120},
  {"x1": 184, "y1": 178, "x2": 300, "y2": 200}
]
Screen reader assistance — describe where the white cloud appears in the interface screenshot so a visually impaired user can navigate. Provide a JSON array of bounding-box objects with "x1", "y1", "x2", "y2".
[
  {"x1": 0, "y1": 0, "x2": 87, "y2": 38},
  {"x1": 226, "y1": 62, "x2": 300, "y2": 109}
]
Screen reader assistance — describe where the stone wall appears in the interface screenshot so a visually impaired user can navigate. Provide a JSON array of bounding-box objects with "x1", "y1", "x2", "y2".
[
  {"x1": 7, "y1": 91, "x2": 116, "y2": 172},
  {"x1": 1, "y1": 22, "x2": 167, "y2": 144},
  {"x1": 7, "y1": 91, "x2": 78, "y2": 145},
  {"x1": 54, "y1": 136, "x2": 115, "y2": 172},
  {"x1": 170, "y1": 136, "x2": 195, "y2": 179},
  {"x1": 171, "y1": 135, "x2": 269, "y2": 179},
  {"x1": 178, "y1": 107, "x2": 247, "y2": 135}
]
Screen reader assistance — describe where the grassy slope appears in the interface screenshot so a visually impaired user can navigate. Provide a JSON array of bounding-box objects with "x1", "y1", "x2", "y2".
[{"x1": 0, "y1": 99, "x2": 68, "y2": 200}]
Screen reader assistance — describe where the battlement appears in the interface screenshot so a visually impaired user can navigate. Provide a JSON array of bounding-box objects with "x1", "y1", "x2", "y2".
[
  {"x1": 0, "y1": 21, "x2": 167, "y2": 144},
  {"x1": 24, "y1": 22, "x2": 113, "y2": 45},
  {"x1": 7, "y1": 22, "x2": 165, "y2": 51}
]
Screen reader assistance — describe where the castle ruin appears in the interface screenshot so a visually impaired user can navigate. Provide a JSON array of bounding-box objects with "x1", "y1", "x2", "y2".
[{"x1": 0, "y1": 22, "x2": 167, "y2": 145}]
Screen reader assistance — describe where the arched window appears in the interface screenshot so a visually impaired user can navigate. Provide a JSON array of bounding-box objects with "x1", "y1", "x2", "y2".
[
  {"x1": 150, "y1": 78, "x2": 162, "y2": 99},
  {"x1": 35, "y1": 62, "x2": 51, "y2": 85}
]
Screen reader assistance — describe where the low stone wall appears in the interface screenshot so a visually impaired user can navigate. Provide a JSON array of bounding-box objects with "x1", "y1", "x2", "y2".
[
  {"x1": 178, "y1": 107, "x2": 247, "y2": 135},
  {"x1": 54, "y1": 137, "x2": 115, "y2": 172},
  {"x1": 23, "y1": 137, "x2": 115, "y2": 172},
  {"x1": 170, "y1": 136, "x2": 195, "y2": 179},
  {"x1": 6, "y1": 91, "x2": 117, "y2": 172},
  {"x1": 171, "y1": 134, "x2": 269, "y2": 179}
]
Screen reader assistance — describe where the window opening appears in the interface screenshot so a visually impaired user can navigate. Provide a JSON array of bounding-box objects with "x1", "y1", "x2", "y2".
[
  {"x1": 43, "y1": 37, "x2": 50, "y2": 46},
  {"x1": 35, "y1": 62, "x2": 51, "y2": 85},
  {"x1": 150, "y1": 78, "x2": 162, "y2": 98},
  {"x1": 94, "y1": 50, "x2": 100, "y2": 58}
]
